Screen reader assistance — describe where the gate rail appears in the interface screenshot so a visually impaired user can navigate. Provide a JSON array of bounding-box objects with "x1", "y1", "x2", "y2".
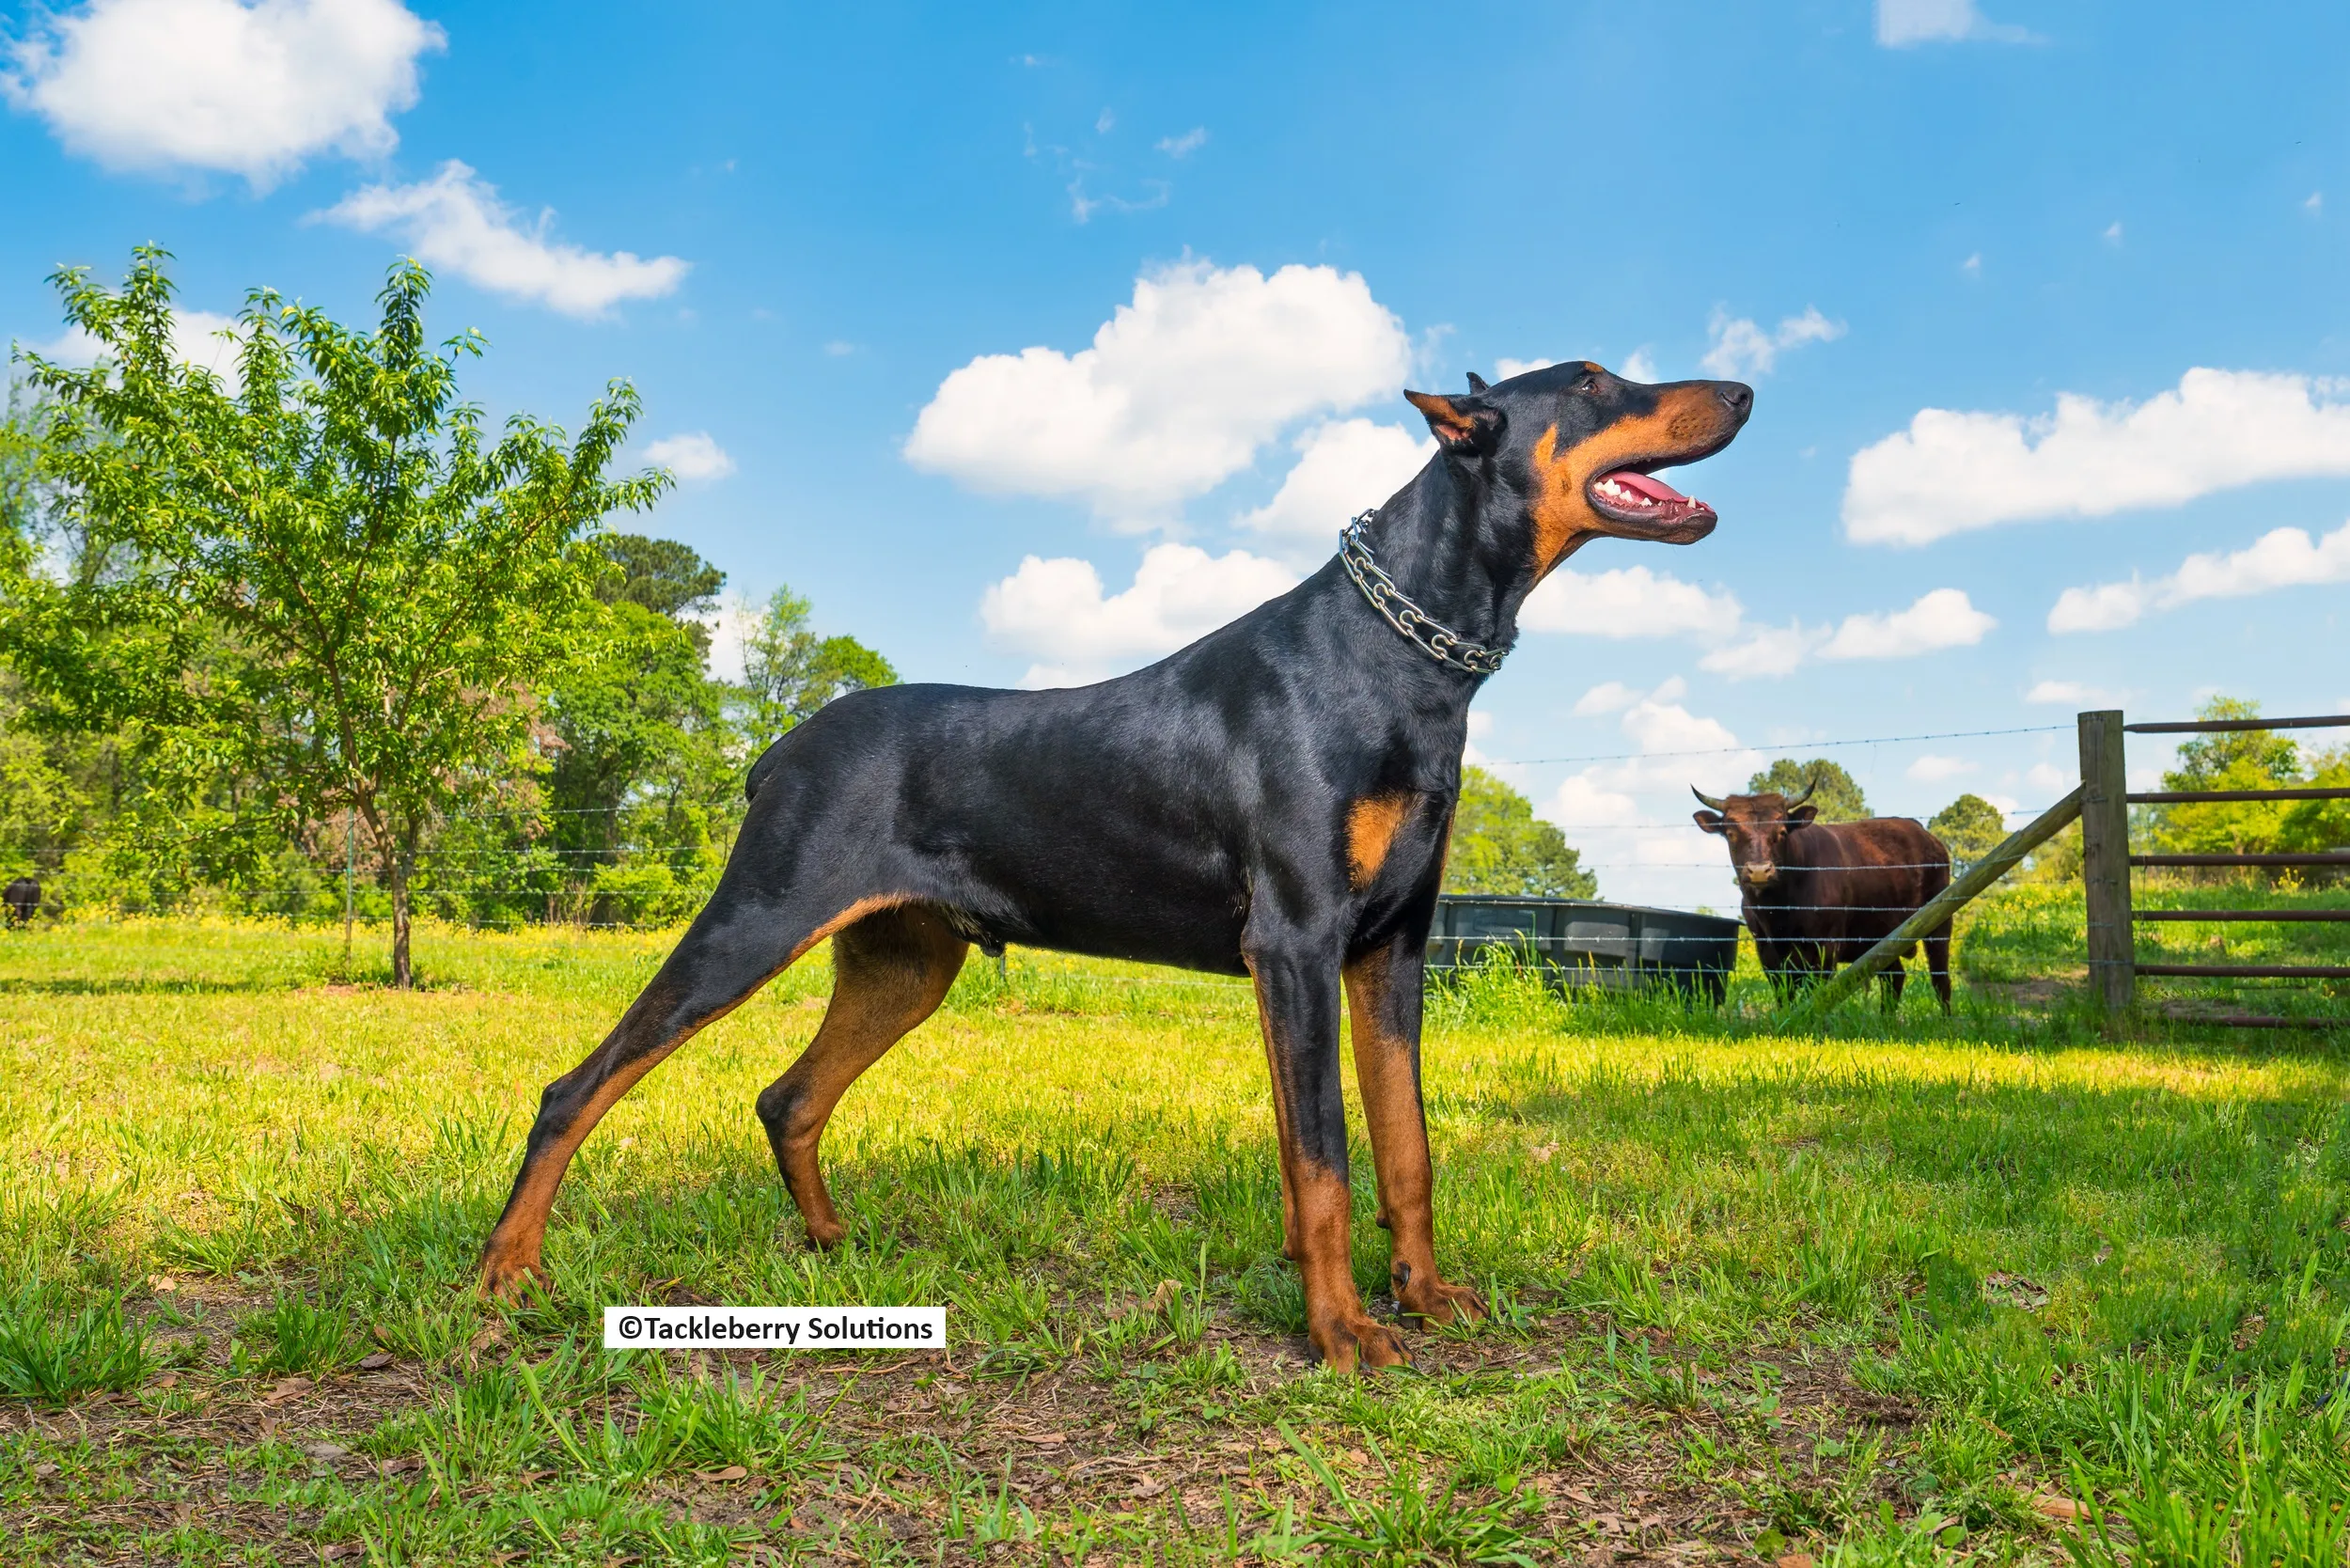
[{"x1": 2084, "y1": 709, "x2": 2349, "y2": 1027}]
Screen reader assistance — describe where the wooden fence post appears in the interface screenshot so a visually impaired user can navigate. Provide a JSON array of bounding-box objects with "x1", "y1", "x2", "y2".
[{"x1": 2077, "y1": 709, "x2": 2135, "y2": 1017}]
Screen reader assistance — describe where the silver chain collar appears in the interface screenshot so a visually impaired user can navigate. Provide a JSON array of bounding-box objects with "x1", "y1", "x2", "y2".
[{"x1": 1338, "y1": 511, "x2": 1512, "y2": 676}]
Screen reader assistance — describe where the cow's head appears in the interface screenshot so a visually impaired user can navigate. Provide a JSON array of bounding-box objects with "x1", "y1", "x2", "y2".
[
  {"x1": 1691, "y1": 779, "x2": 1818, "y2": 893},
  {"x1": 1402, "y1": 363, "x2": 1753, "y2": 579}
]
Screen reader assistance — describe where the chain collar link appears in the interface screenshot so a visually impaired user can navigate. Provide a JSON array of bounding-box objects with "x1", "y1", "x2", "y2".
[{"x1": 1338, "y1": 511, "x2": 1512, "y2": 676}]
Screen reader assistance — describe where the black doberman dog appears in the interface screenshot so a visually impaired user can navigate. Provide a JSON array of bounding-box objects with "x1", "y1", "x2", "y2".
[{"x1": 481, "y1": 362, "x2": 1751, "y2": 1370}]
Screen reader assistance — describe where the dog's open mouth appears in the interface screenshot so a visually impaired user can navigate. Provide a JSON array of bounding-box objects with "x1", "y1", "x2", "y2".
[{"x1": 1589, "y1": 467, "x2": 1716, "y2": 529}]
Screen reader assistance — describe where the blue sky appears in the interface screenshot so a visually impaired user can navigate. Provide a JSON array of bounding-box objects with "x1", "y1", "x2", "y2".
[{"x1": 6, "y1": 0, "x2": 2348, "y2": 909}]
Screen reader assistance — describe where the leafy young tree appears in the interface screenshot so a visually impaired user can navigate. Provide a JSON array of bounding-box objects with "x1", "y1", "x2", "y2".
[
  {"x1": 2153, "y1": 696, "x2": 2303, "y2": 858},
  {"x1": 1746, "y1": 758, "x2": 1869, "y2": 822},
  {"x1": 540, "y1": 536, "x2": 739, "y2": 923},
  {"x1": 1928, "y1": 792, "x2": 2006, "y2": 865},
  {"x1": 737, "y1": 585, "x2": 898, "y2": 745},
  {"x1": 2, "y1": 249, "x2": 666, "y2": 984},
  {"x1": 1443, "y1": 765, "x2": 1598, "y2": 899},
  {"x1": 598, "y1": 533, "x2": 725, "y2": 627}
]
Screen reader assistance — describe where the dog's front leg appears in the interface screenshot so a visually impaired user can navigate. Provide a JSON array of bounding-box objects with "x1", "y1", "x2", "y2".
[
  {"x1": 1246, "y1": 938, "x2": 1406, "y2": 1372},
  {"x1": 1344, "y1": 934, "x2": 1488, "y2": 1328}
]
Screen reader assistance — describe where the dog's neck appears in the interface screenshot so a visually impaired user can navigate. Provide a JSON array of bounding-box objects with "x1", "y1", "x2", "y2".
[{"x1": 1358, "y1": 457, "x2": 1548, "y2": 666}]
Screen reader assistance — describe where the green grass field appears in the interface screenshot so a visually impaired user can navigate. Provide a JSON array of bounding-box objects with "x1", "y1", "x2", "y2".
[{"x1": 2, "y1": 907, "x2": 2346, "y2": 1565}]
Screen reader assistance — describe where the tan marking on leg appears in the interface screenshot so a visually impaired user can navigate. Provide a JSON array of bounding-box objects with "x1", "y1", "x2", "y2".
[
  {"x1": 1246, "y1": 957, "x2": 1403, "y2": 1372},
  {"x1": 785, "y1": 892, "x2": 916, "y2": 966},
  {"x1": 1344, "y1": 950, "x2": 1487, "y2": 1328},
  {"x1": 480, "y1": 891, "x2": 918, "y2": 1296},
  {"x1": 1291, "y1": 1158, "x2": 1404, "y2": 1372},
  {"x1": 1244, "y1": 956, "x2": 1303, "y2": 1261},
  {"x1": 1346, "y1": 794, "x2": 1415, "y2": 889},
  {"x1": 764, "y1": 906, "x2": 966, "y2": 1247}
]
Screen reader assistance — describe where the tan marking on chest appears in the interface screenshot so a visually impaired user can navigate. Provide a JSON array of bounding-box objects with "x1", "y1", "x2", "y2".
[{"x1": 1347, "y1": 794, "x2": 1416, "y2": 888}]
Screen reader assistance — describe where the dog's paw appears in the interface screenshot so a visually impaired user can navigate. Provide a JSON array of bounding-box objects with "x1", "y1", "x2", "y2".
[
  {"x1": 1399, "y1": 1276, "x2": 1488, "y2": 1326},
  {"x1": 478, "y1": 1252, "x2": 544, "y2": 1302},
  {"x1": 803, "y1": 1215, "x2": 848, "y2": 1250},
  {"x1": 1309, "y1": 1311, "x2": 1410, "y2": 1372}
]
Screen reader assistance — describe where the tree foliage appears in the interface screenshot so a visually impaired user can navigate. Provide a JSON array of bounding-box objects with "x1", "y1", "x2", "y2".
[
  {"x1": 738, "y1": 586, "x2": 899, "y2": 745},
  {"x1": 1928, "y1": 792, "x2": 2006, "y2": 864},
  {"x1": 2151, "y1": 696, "x2": 2349, "y2": 862},
  {"x1": 1746, "y1": 757, "x2": 1869, "y2": 822},
  {"x1": 1443, "y1": 766, "x2": 1598, "y2": 899},
  {"x1": 1, "y1": 249, "x2": 665, "y2": 982}
]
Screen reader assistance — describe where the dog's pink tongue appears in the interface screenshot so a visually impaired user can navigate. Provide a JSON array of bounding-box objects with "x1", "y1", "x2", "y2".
[{"x1": 1606, "y1": 469, "x2": 1691, "y2": 504}]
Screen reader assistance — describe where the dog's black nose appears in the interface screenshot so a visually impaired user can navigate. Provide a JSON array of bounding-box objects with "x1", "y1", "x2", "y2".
[{"x1": 1715, "y1": 382, "x2": 1754, "y2": 419}]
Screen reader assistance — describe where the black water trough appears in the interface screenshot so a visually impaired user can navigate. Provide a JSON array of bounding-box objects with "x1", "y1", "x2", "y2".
[{"x1": 1425, "y1": 896, "x2": 1743, "y2": 1004}]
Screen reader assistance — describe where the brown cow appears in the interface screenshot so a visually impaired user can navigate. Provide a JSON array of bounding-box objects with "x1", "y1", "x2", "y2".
[{"x1": 1691, "y1": 778, "x2": 1951, "y2": 1011}]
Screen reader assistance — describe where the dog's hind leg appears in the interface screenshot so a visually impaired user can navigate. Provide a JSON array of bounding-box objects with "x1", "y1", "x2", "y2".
[
  {"x1": 1344, "y1": 936, "x2": 1487, "y2": 1329},
  {"x1": 478, "y1": 892, "x2": 903, "y2": 1297},
  {"x1": 756, "y1": 904, "x2": 967, "y2": 1247},
  {"x1": 1247, "y1": 936, "x2": 1404, "y2": 1372}
]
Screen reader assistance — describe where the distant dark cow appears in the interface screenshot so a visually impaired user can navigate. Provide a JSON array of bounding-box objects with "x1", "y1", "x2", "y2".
[
  {"x1": 4, "y1": 876, "x2": 38, "y2": 928},
  {"x1": 1692, "y1": 779, "x2": 1951, "y2": 1010}
]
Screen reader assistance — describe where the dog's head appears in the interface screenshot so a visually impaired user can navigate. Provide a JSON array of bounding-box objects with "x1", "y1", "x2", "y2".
[{"x1": 1402, "y1": 362, "x2": 1752, "y2": 574}]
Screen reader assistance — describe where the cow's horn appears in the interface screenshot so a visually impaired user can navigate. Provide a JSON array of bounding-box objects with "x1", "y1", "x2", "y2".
[
  {"x1": 1790, "y1": 775, "x2": 1819, "y2": 808},
  {"x1": 1691, "y1": 785, "x2": 1729, "y2": 811}
]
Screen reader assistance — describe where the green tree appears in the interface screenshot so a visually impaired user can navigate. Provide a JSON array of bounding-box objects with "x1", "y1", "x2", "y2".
[
  {"x1": 598, "y1": 532, "x2": 725, "y2": 628},
  {"x1": 1, "y1": 249, "x2": 666, "y2": 984},
  {"x1": 1928, "y1": 792, "x2": 2006, "y2": 864},
  {"x1": 2279, "y1": 745, "x2": 2350, "y2": 855},
  {"x1": 1746, "y1": 758, "x2": 1869, "y2": 822},
  {"x1": 2152, "y1": 696, "x2": 2303, "y2": 858},
  {"x1": 737, "y1": 585, "x2": 898, "y2": 744},
  {"x1": 539, "y1": 537, "x2": 739, "y2": 924},
  {"x1": 1443, "y1": 765, "x2": 1598, "y2": 899}
]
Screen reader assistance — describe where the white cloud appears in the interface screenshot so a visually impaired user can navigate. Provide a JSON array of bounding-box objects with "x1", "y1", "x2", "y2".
[
  {"x1": 644, "y1": 432, "x2": 734, "y2": 483},
  {"x1": 1156, "y1": 127, "x2": 1207, "y2": 158},
  {"x1": 1698, "y1": 588, "x2": 1995, "y2": 678},
  {"x1": 2103, "y1": 221, "x2": 2124, "y2": 245},
  {"x1": 2048, "y1": 519, "x2": 2350, "y2": 634},
  {"x1": 1699, "y1": 621, "x2": 1825, "y2": 679},
  {"x1": 1520, "y1": 564, "x2": 1745, "y2": 641},
  {"x1": 1462, "y1": 709, "x2": 1528, "y2": 789},
  {"x1": 1845, "y1": 368, "x2": 2350, "y2": 546},
  {"x1": 1961, "y1": 253, "x2": 1982, "y2": 277},
  {"x1": 2024, "y1": 679, "x2": 2124, "y2": 707},
  {"x1": 980, "y1": 542, "x2": 1297, "y2": 686},
  {"x1": 1573, "y1": 681, "x2": 1643, "y2": 717},
  {"x1": 1493, "y1": 356, "x2": 1555, "y2": 381},
  {"x1": 1233, "y1": 418, "x2": 1431, "y2": 558},
  {"x1": 1540, "y1": 681, "x2": 1765, "y2": 907},
  {"x1": 1699, "y1": 306, "x2": 1844, "y2": 379},
  {"x1": 1819, "y1": 588, "x2": 1996, "y2": 660},
  {"x1": 2306, "y1": 192, "x2": 2324, "y2": 215},
  {"x1": 24, "y1": 306, "x2": 243, "y2": 385},
  {"x1": 1620, "y1": 348, "x2": 1659, "y2": 383},
  {"x1": 4, "y1": 0, "x2": 442, "y2": 187},
  {"x1": 905, "y1": 259, "x2": 1411, "y2": 525},
  {"x1": 315, "y1": 161, "x2": 690, "y2": 318},
  {"x1": 2025, "y1": 761, "x2": 2071, "y2": 795},
  {"x1": 1907, "y1": 753, "x2": 1976, "y2": 783},
  {"x1": 1875, "y1": 0, "x2": 2032, "y2": 46}
]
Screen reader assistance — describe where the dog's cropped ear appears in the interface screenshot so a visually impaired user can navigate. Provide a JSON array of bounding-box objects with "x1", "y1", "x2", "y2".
[
  {"x1": 1692, "y1": 809, "x2": 1726, "y2": 834},
  {"x1": 1404, "y1": 389, "x2": 1503, "y2": 455},
  {"x1": 1465, "y1": 371, "x2": 1490, "y2": 394},
  {"x1": 1785, "y1": 804, "x2": 1818, "y2": 827}
]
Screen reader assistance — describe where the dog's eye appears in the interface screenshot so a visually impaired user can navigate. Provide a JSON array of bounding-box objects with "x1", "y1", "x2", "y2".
[{"x1": 1575, "y1": 373, "x2": 1601, "y2": 394}]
